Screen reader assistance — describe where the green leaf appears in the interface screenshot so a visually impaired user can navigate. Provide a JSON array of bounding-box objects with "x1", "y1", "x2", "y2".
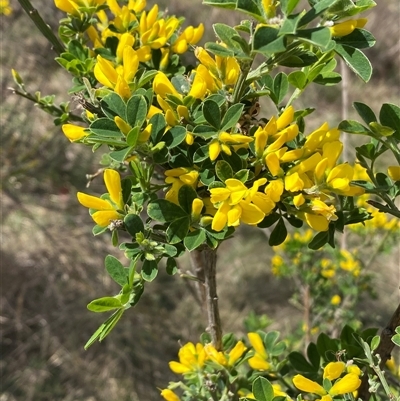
[
  {"x1": 193, "y1": 124, "x2": 218, "y2": 139},
  {"x1": 308, "y1": 231, "x2": 329, "y2": 250},
  {"x1": 178, "y1": 185, "x2": 198, "y2": 214},
  {"x1": 164, "y1": 126, "x2": 187, "y2": 148},
  {"x1": 307, "y1": 342, "x2": 321, "y2": 370},
  {"x1": 338, "y1": 120, "x2": 370, "y2": 135},
  {"x1": 369, "y1": 122, "x2": 395, "y2": 137},
  {"x1": 149, "y1": 113, "x2": 166, "y2": 143},
  {"x1": 87, "y1": 296, "x2": 123, "y2": 312},
  {"x1": 221, "y1": 103, "x2": 244, "y2": 131},
  {"x1": 166, "y1": 257, "x2": 178, "y2": 275},
  {"x1": 90, "y1": 118, "x2": 123, "y2": 138},
  {"x1": 124, "y1": 214, "x2": 144, "y2": 238},
  {"x1": 215, "y1": 160, "x2": 234, "y2": 181},
  {"x1": 205, "y1": 42, "x2": 235, "y2": 57},
  {"x1": 109, "y1": 146, "x2": 134, "y2": 163},
  {"x1": 84, "y1": 309, "x2": 124, "y2": 349},
  {"x1": 288, "y1": 351, "x2": 317, "y2": 373},
  {"x1": 236, "y1": 0, "x2": 263, "y2": 21},
  {"x1": 288, "y1": 70, "x2": 307, "y2": 89},
  {"x1": 280, "y1": 0, "x2": 300, "y2": 15},
  {"x1": 126, "y1": 126, "x2": 140, "y2": 147},
  {"x1": 184, "y1": 229, "x2": 207, "y2": 251},
  {"x1": 252, "y1": 377, "x2": 274, "y2": 401},
  {"x1": 141, "y1": 259, "x2": 158, "y2": 282},
  {"x1": 370, "y1": 335, "x2": 380, "y2": 351},
  {"x1": 335, "y1": 44, "x2": 372, "y2": 82},
  {"x1": 213, "y1": 23, "x2": 242, "y2": 49},
  {"x1": 335, "y1": 29, "x2": 376, "y2": 49},
  {"x1": 193, "y1": 145, "x2": 211, "y2": 163},
  {"x1": 203, "y1": 99, "x2": 221, "y2": 129},
  {"x1": 392, "y1": 334, "x2": 400, "y2": 347},
  {"x1": 317, "y1": 332, "x2": 339, "y2": 361},
  {"x1": 273, "y1": 72, "x2": 289, "y2": 104},
  {"x1": 299, "y1": 0, "x2": 339, "y2": 26},
  {"x1": 268, "y1": 218, "x2": 287, "y2": 246},
  {"x1": 126, "y1": 95, "x2": 148, "y2": 127},
  {"x1": 265, "y1": 331, "x2": 280, "y2": 351},
  {"x1": 253, "y1": 26, "x2": 286, "y2": 55},
  {"x1": 297, "y1": 27, "x2": 331, "y2": 48},
  {"x1": 202, "y1": 0, "x2": 236, "y2": 8},
  {"x1": 167, "y1": 217, "x2": 190, "y2": 244},
  {"x1": 234, "y1": 169, "x2": 249, "y2": 182},
  {"x1": 354, "y1": 102, "x2": 376, "y2": 125},
  {"x1": 258, "y1": 213, "x2": 280, "y2": 228},
  {"x1": 101, "y1": 92, "x2": 126, "y2": 119},
  {"x1": 147, "y1": 199, "x2": 188, "y2": 223},
  {"x1": 105, "y1": 255, "x2": 128, "y2": 286},
  {"x1": 279, "y1": 13, "x2": 302, "y2": 35},
  {"x1": 379, "y1": 103, "x2": 400, "y2": 140}
]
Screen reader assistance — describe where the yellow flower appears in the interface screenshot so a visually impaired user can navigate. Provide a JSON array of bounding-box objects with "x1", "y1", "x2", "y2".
[
  {"x1": 324, "y1": 362, "x2": 345, "y2": 380},
  {"x1": 293, "y1": 365, "x2": 361, "y2": 399},
  {"x1": 0, "y1": 0, "x2": 12, "y2": 15},
  {"x1": 153, "y1": 71, "x2": 181, "y2": 99},
  {"x1": 77, "y1": 169, "x2": 124, "y2": 227},
  {"x1": 248, "y1": 332, "x2": 270, "y2": 370},
  {"x1": 209, "y1": 132, "x2": 253, "y2": 161},
  {"x1": 388, "y1": 166, "x2": 400, "y2": 181},
  {"x1": 61, "y1": 123, "x2": 88, "y2": 142},
  {"x1": 169, "y1": 342, "x2": 206, "y2": 374},
  {"x1": 330, "y1": 18, "x2": 367, "y2": 37},
  {"x1": 54, "y1": 0, "x2": 106, "y2": 15},
  {"x1": 172, "y1": 23, "x2": 204, "y2": 54},
  {"x1": 164, "y1": 168, "x2": 199, "y2": 205},
  {"x1": 160, "y1": 389, "x2": 180, "y2": 401},
  {"x1": 228, "y1": 341, "x2": 247, "y2": 366},
  {"x1": 210, "y1": 179, "x2": 267, "y2": 231}
]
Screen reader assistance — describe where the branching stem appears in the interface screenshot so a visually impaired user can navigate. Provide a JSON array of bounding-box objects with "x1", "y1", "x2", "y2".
[{"x1": 190, "y1": 248, "x2": 222, "y2": 350}]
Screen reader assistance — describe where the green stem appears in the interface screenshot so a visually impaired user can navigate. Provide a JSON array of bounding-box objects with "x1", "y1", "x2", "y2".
[
  {"x1": 17, "y1": 0, "x2": 65, "y2": 55},
  {"x1": 11, "y1": 88, "x2": 84, "y2": 122}
]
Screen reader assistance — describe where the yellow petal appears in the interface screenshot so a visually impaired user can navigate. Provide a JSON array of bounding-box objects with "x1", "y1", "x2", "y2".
[
  {"x1": 305, "y1": 213, "x2": 329, "y2": 232},
  {"x1": 228, "y1": 341, "x2": 246, "y2": 366},
  {"x1": 77, "y1": 192, "x2": 113, "y2": 210},
  {"x1": 94, "y1": 55, "x2": 118, "y2": 88},
  {"x1": 104, "y1": 169, "x2": 122, "y2": 207},
  {"x1": 388, "y1": 166, "x2": 400, "y2": 181},
  {"x1": 92, "y1": 210, "x2": 121, "y2": 227},
  {"x1": 248, "y1": 355, "x2": 270, "y2": 370},
  {"x1": 323, "y1": 362, "x2": 345, "y2": 380},
  {"x1": 211, "y1": 201, "x2": 230, "y2": 231},
  {"x1": 209, "y1": 139, "x2": 221, "y2": 161},
  {"x1": 153, "y1": 72, "x2": 180, "y2": 98},
  {"x1": 277, "y1": 106, "x2": 294, "y2": 130},
  {"x1": 168, "y1": 361, "x2": 191, "y2": 374},
  {"x1": 329, "y1": 373, "x2": 361, "y2": 396},
  {"x1": 62, "y1": 123, "x2": 88, "y2": 141},
  {"x1": 160, "y1": 389, "x2": 180, "y2": 401},
  {"x1": 248, "y1": 332, "x2": 267, "y2": 358},
  {"x1": 188, "y1": 73, "x2": 207, "y2": 99},
  {"x1": 293, "y1": 374, "x2": 327, "y2": 396}
]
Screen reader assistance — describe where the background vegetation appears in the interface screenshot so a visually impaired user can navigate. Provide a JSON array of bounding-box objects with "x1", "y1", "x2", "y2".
[{"x1": 1, "y1": 0, "x2": 399, "y2": 400}]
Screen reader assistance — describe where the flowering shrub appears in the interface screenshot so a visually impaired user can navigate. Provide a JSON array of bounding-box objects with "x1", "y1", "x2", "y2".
[{"x1": 11, "y1": 0, "x2": 400, "y2": 400}]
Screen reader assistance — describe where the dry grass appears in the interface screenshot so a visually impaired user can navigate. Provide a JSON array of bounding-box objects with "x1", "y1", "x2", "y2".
[{"x1": 1, "y1": 0, "x2": 399, "y2": 400}]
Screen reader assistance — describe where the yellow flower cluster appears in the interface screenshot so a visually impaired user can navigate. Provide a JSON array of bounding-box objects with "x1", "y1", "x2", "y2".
[
  {"x1": 0, "y1": 0, "x2": 12, "y2": 15},
  {"x1": 293, "y1": 361, "x2": 362, "y2": 401},
  {"x1": 161, "y1": 340, "x2": 247, "y2": 400},
  {"x1": 55, "y1": 0, "x2": 204, "y2": 99}
]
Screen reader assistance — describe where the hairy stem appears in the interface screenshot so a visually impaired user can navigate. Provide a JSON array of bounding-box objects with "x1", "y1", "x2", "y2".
[
  {"x1": 190, "y1": 248, "x2": 222, "y2": 350},
  {"x1": 358, "y1": 302, "x2": 400, "y2": 400},
  {"x1": 17, "y1": 0, "x2": 65, "y2": 55}
]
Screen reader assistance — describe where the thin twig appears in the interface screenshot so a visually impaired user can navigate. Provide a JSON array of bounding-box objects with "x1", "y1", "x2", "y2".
[
  {"x1": 17, "y1": 0, "x2": 65, "y2": 55},
  {"x1": 358, "y1": 301, "x2": 400, "y2": 400}
]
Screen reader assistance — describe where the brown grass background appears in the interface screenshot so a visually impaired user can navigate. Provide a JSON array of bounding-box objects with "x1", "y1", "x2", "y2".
[{"x1": 1, "y1": 0, "x2": 399, "y2": 400}]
